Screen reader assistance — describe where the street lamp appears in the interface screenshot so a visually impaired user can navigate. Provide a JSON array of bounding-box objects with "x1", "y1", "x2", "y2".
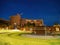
[{"x1": 44, "y1": 25, "x2": 47, "y2": 39}]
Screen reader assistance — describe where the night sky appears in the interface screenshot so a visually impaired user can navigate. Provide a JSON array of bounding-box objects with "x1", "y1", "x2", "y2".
[{"x1": 0, "y1": 0, "x2": 60, "y2": 26}]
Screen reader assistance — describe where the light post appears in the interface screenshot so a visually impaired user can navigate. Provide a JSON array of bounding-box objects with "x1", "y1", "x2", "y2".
[{"x1": 44, "y1": 25, "x2": 47, "y2": 39}]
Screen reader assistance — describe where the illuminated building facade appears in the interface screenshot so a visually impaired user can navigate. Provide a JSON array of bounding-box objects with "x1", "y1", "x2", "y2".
[
  {"x1": 10, "y1": 14, "x2": 21, "y2": 26},
  {"x1": 10, "y1": 14, "x2": 44, "y2": 27}
]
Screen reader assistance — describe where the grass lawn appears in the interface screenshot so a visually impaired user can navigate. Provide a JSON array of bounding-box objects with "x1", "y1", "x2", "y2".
[{"x1": 0, "y1": 30, "x2": 60, "y2": 45}]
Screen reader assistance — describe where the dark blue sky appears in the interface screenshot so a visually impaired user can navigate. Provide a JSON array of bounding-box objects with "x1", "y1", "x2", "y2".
[{"x1": 0, "y1": 0, "x2": 60, "y2": 26}]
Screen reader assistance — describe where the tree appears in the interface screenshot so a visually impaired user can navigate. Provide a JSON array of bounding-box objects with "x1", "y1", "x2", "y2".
[{"x1": 31, "y1": 23, "x2": 35, "y2": 27}]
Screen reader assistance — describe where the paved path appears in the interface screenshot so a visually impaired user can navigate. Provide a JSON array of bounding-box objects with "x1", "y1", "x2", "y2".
[{"x1": 22, "y1": 34, "x2": 60, "y2": 39}]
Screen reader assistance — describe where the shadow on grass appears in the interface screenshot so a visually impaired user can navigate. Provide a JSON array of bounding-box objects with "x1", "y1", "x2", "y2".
[
  {"x1": 0, "y1": 41, "x2": 11, "y2": 45},
  {"x1": 7, "y1": 32, "x2": 32, "y2": 37},
  {"x1": 50, "y1": 42, "x2": 60, "y2": 45}
]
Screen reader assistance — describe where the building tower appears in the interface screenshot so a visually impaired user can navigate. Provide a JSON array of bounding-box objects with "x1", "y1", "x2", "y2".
[{"x1": 10, "y1": 13, "x2": 21, "y2": 26}]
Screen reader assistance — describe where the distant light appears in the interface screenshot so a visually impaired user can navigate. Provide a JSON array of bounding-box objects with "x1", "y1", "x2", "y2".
[{"x1": 12, "y1": 29, "x2": 20, "y2": 32}]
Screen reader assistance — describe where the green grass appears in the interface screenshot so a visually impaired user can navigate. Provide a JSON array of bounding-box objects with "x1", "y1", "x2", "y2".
[{"x1": 0, "y1": 30, "x2": 60, "y2": 45}]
